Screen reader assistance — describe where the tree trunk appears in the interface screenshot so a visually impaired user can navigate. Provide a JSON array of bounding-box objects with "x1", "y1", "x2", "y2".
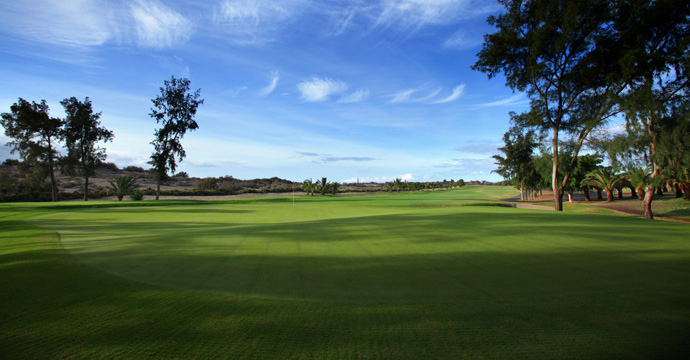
[
  {"x1": 675, "y1": 184, "x2": 683, "y2": 198},
  {"x1": 643, "y1": 184, "x2": 655, "y2": 219},
  {"x1": 637, "y1": 186, "x2": 644, "y2": 200},
  {"x1": 605, "y1": 188, "x2": 613, "y2": 202},
  {"x1": 629, "y1": 186, "x2": 636, "y2": 198},
  {"x1": 656, "y1": 187, "x2": 663, "y2": 196},
  {"x1": 597, "y1": 189, "x2": 603, "y2": 200},
  {"x1": 617, "y1": 186, "x2": 624, "y2": 199},
  {"x1": 568, "y1": 192, "x2": 573, "y2": 203},
  {"x1": 49, "y1": 166, "x2": 58, "y2": 202},
  {"x1": 682, "y1": 184, "x2": 690, "y2": 201},
  {"x1": 83, "y1": 176, "x2": 89, "y2": 201},
  {"x1": 554, "y1": 187, "x2": 564, "y2": 211},
  {"x1": 520, "y1": 182, "x2": 524, "y2": 200},
  {"x1": 156, "y1": 175, "x2": 161, "y2": 200},
  {"x1": 583, "y1": 189, "x2": 591, "y2": 202}
]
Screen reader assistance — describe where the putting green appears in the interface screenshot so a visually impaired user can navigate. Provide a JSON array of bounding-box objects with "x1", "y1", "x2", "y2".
[{"x1": 34, "y1": 189, "x2": 690, "y2": 305}]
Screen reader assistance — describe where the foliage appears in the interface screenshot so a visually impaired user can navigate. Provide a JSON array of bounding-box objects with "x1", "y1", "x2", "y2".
[
  {"x1": 316, "y1": 177, "x2": 329, "y2": 195},
  {"x1": 1, "y1": 98, "x2": 63, "y2": 201},
  {"x1": 130, "y1": 189, "x2": 144, "y2": 201},
  {"x1": 174, "y1": 171, "x2": 189, "y2": 178},
  {"x1": 492, "y1": 121, "x2": 540, "y2": 196},
  {"x1": 109, "y1": 175, "x2": 137, "y2": 201},
  {"x1": 123, "y1": 165, "x2": 146, "y2": 172},
  {"x1": 473, "y1": 0, "x2": 624, "y2": 210},
  {"x1": 61, "y1": 97, "x2": 114, "y2": 201},
  {"x1": 148, "y1": 76, "x2": 204, "y2": 200},
  {"x1": 301, "y1": 178, "x2": 315, "y2": 195},
  {"x1": 197, "y1": 177, "x2": 218, "y2": 190},
  {"x1": 581, "y1": 167, "x2": 625, "y2": 202},
  {"x1": 331, "y1": 181, "x2": 340, "y2": 195}
]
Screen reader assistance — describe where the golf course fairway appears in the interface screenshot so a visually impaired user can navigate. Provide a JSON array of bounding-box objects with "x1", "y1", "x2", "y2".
[{"x1": 2, "y1": 186, "x2": 689, "y2": 359}]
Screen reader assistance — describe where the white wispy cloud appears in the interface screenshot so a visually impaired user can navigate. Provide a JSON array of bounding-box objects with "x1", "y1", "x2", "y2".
[
  {"x1": 443, "y1": 29, "x2": 483, "y2": 49},
  {"x1": 338, "y1": 89, "x2": 370, "y2": 103},
  {"x1": 257, "y1": 72, "x2": 279, "y2": 96},
  {"x1": 390, "y1": 87, "x2": 441, "y2": 103},
  {"x1": 375, "y1": 0, "x2": 497, "y2": 31},
  {"x1": 431, "y1": 84, "x2": 465, "y2": 104},
  {"x1": 297, "y1": 77, "x2": 348, "y2": 102},
  {"x1": 213, "y1": 0, "x2": 308, "y2": 44},
  {"x1": 130, "y1": 0, "x2": 192, "y2": 49},
  {"x1": 472, "y1": 94, "x2": 527, "y2": 109},
  {"x1": 0, "y1": 0, "x2": 118, "y2": 48}
]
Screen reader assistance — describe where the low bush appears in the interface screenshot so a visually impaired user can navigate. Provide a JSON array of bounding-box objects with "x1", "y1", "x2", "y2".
[{"x1": 130, "y1": 189, "x2": 144, "y2": 201}]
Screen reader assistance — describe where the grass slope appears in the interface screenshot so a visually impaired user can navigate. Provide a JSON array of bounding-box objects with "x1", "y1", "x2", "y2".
[{"x1": 1, "y1": 186, "x2": 689, "y2": 359}]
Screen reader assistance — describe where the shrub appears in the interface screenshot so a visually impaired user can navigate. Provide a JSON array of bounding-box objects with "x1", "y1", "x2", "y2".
[
  {"x1": 174, "y1": 171, "x2": 189, "y2": 178},
  {"x1": 197, "y1": 177, "x2": 218, "y2": 190},
  {"x1": 123, "y1": 165, "x2": 146, "y2": 172},
  {"x1": 130, "y1": 189, "x2": 144, "y2": 201},
  {"x1": 2, "y1": 159, "x2": 20, "y2": 166},
  {"x1": 109, "y1": 175, "x2": 137, "y2": 201},
  {"x1": 99, "y1": 162, "x2": 119, "y2": 171}
]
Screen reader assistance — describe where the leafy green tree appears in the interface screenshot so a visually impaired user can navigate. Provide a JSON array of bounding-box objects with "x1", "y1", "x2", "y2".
[
  {"x1": 568, "y1": 154, "x2": 603, "y2": 202},
  {"x1": 61, "y1": 97, "x2": 114, "y2": 201},
  {"x1": 492, "y1": 122, "x2": 540, "y2": 200},
  {"x1": 394, "y1": 178, "x2": 403, "y2": 192},
  {"x1": 473, "y1": 0, "x2": 626, "y2": 211},
  {"x1": 316, "y1": 177, "x2": 329, "y2": 195},
  {"x1": 613, "y1": 0, "x2": 690, "y2": 217},
  {"x1": 582, "y1": 167, "x2": 624, "y2": 202},
  {"x1": 331, "y1": 181, "x2": 340, "y2": 195},
  {"x1": 1, "y1": 98, "x2": 63, "y2": 201},
  {"x1": 149, "y1": 76, "x2": 204, "y2": 200},
  {"x1": 109, "y1": 175, "x2": 137, "y2": 201},
  {"x1": 624, "y1": 165, "x2": 652, "y2": 200},
  {"x1": 301, "y1": 178, "x2": 315, "y2": 196}
]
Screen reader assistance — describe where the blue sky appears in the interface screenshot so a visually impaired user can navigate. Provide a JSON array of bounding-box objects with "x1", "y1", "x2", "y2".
[{"x1": 0, "y1": 0, "x2": 529, "y2": 183}]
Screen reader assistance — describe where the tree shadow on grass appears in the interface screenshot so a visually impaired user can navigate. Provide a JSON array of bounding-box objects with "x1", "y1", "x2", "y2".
[{"x1": 2, "y1": 243, "x2": 690, "y2": 359}]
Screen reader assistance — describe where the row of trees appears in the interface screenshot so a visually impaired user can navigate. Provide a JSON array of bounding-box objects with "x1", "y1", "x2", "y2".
[
  {"x1": 1, "y1": 76, "x2": 203, "y2": 201},
  {"x1": 301, "y1": 178, "x2": 339, "y2": 195},
  {"x1": 1, "y1": 97, "x2": 113, "y2": 201},
  {"x1": 477, "y1": 0, "x2": 689, "y2": 219},
  {"x1": 383, "y1": 178, "x2": 465, "y2": 192}
]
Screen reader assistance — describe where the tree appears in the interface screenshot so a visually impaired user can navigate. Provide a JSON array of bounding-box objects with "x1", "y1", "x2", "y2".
[
  {"x1": 473, "y1": 0, "x2": 625, "y2": 211},
  {"x1": 492, "y1": 121, "x2": 540, "y2": 200},
  {"x1": 394, "y1": 178, "x2": 403, "y2": 192},
  {"x1": 581, "y1": 167, "x2": 624, "y2": 202},
  {"x1": 301, "y1": 178, "x2": 315, "y2": 196},
  {"x1": 331, "y1": 181, "x2": 340, "y2": 195},
  {"x1": 61, "y1": 97, "x2": 113, "y2": 201},
  {"x1": 109, "y1": 175, "x2": 137, "y2": 201},
  {"x1": 568, "y1": 153, "x2": 602, "y2": 202},
  {"x1": 613, "y1": 0, "x2": 690, "y2": 218},
  {"x1": 149, "y1": 76, "x2": 204, "y2": 200},
  {"x1": 1, "y1": 98, "x2": 63, "y2": 201},
  {"x1": 316, "y1": 177, "x2": 329, "y2": 195}
]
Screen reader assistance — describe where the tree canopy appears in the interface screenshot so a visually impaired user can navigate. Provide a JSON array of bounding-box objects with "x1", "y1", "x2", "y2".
[
  {"x1": 149, "y1": 76, "x2": 204, "y2": 200},
  {"x1": 61, "y1": 97, "x2": 114, "y2": 201},
  {"x1": 1, "y1": 98, "x2": 63, "y2": 201}
]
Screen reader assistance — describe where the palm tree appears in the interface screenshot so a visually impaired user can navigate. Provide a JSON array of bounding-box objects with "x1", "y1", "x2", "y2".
[
  {"x1": 301, "y1": 178, "x2": 315, "y2": 196},
  {"x1": 394, "y1": 178, "x2": 403, "y2": 192},
  {"x1": 109, "y1": 175, "x2": 137, "y2": 201},
  {"x1": 625, "y1": 165, "x2": 651, "y2": 200},
  {"x1": 331, "y1": 181, "x2": 340, "y2": 195},
  {"x1": 317, "y1": 177, "x2": 329, "y2": 195},
  {"x1": 385, "y1": 182, "x2": 395, "y2": 192},
  {"x1": 581, "y1": 167, "x2": 624, "y2": 202}
]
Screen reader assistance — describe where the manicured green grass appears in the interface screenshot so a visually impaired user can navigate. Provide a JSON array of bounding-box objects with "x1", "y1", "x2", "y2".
[{"x1": 2, "y1": 186, "x2": 690, "y2": 359}]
